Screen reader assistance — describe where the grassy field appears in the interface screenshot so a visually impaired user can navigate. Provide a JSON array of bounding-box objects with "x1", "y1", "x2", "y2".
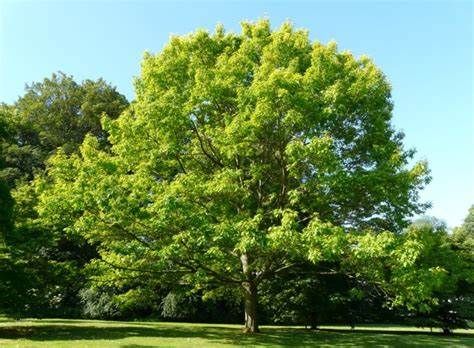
[{"x1": 0, "y1": 319, "x2": 473, "y2": 347}]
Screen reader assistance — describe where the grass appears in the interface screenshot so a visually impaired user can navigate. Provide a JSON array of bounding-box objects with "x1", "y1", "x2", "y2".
[{"x1": 0, "y1": 319, "x2": 473, "y2": 347}]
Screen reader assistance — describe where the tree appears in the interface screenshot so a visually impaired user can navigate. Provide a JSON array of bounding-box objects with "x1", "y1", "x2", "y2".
[
  {"x1": 37, "y1": 20, "x2": 429, "y2": 332},
  {"x1": 452, "y1": 205, "x2": 474, "y2": 253},
  {"x1": 345, "y1": 217, "x2": 473, "y2": 334},
  {"x1": 439, "y1": 206, "x2": 474, "y2": 333},
  {"x1": 16, "y1": 72, "x2": 128, "y2": 153},
  {"x1": 0, "y1": 72, "x2": 128, "y2": 187},
  {"x1": 0, "y1": 106, "x2": 19, "y2": 315},
  {"x1": 0, "y1": 73, "x2": 128, "y2": 316},
  {"x1": 0, "y1": 110, "x2": 14, "y2": 235}
]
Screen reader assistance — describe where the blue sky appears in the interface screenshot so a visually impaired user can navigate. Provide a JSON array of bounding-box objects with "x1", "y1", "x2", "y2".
[{"x1": 0, "y1": 0, "x2": 472, "y2": 227}]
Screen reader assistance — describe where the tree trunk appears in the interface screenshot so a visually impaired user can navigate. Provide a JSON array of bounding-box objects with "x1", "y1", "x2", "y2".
[
  {"x1": 442, "y1": 327, "x2": 452, "y2": 335},
  {"x1": 241, "y1": 253, "x2": 259, "y2": 333},
  {"x1": 242, "y1": 280, "x2": 259, "y2": 333}
]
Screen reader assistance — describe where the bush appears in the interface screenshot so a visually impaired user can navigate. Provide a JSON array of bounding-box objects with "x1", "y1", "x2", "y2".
[{"x1": 79, "y1": 287, "x2": 120, "y2": 319}]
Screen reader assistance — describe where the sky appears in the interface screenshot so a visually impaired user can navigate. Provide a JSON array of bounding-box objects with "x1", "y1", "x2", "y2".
[{"x1": 0, "y1": 0, "x2": 472, "y2": 227}]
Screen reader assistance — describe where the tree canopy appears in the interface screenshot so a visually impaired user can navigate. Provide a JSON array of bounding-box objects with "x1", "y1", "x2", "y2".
[{"x1": 0, "y1": 72, "x2": 128, "y2": 188}]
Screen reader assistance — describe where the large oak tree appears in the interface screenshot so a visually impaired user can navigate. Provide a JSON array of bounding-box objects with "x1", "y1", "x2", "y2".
[{"x1": 37, "y1": 21, "x2": 430, "y2": 332}]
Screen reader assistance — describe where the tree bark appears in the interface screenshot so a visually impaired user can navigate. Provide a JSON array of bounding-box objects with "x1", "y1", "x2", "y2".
[
  {"x1": 442, "y1": 327, "x2": 452, "y2": 335},
  {"x1": 242, "y1": 280, "x2": 259, "y2": 333},
  {"x1": 241, "y1": 253, "x2": 259, "y2": 333}
]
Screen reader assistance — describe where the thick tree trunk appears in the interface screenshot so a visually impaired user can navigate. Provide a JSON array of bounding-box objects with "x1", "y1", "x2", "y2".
[
  {"x1": 242, "y1": 281, "x2": 259, "y2": 333},
  {"x1": 241, "y1": 253, "x2": 259, "y2": 333},
  {"x1": 442, "y1": 327, "x2": 452, "y2": 335}
]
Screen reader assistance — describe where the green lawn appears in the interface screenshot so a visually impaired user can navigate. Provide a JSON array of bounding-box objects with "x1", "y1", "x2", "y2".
[{"x1": 0, "y1": 319, "x2": 472, "y2": 347}]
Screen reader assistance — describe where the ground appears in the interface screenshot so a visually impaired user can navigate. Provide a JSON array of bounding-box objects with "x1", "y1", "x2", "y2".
[{"x1": 0, "y1": 319, "x2": 473, "y2": 347}]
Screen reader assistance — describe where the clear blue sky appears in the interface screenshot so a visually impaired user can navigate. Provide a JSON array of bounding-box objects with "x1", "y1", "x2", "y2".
[{"x1": 1, "y1": 0, "x2": 472, "y2": 227}]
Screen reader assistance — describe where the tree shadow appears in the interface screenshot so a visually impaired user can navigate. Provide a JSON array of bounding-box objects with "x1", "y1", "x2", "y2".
[
  {"x1": 317, "y1": 327, "x2": 473, "y2": 337},
  {"x1": 0, "y1": 321, "x2": 472, "y2": 347}
]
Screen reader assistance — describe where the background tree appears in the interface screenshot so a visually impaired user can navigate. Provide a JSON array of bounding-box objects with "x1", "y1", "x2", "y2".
[
  {"x1": 0, "y1": 108, "x2": 14, "y2": 234},
  {"x1": 0, "y1": 73, "x2": 128, "y2": 316},
  {"x1": 0, "y1": 107, "x2": 18, "y2": 312},
  {"x1": 452, "y1": 205, "x2": 474, "y2": 252},
  {"x1": 1, "y1": 72, "x2": 128, "y2": 187},
  {"x1": 345, "y1": 217, "x2": 473, "y2": 334},
  {"x1": 37, "y1": 20, "x2": 430, "y2": 332},
  {"x1": 439, "y1": 207, "x2": 474, "y2": 333},
  {"x1": 259, "y1": 261, "x2": 393, "y2": 329},
  {"x1": 399, "y1": 218, "x2": 472, "y2": 334}
]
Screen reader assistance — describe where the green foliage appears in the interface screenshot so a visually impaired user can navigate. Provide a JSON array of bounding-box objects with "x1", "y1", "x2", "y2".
[
  {"x1": 161, "y1": 292, "x2": 198, "y2": 320},
  {"x1": 0, "y1": 73, "x2": 128, "y2": 317},
  {"x1": 0, "y1": 109, "x2": 14, "y2": 237},
  {"x1": 159, "y1": 289, "x2": 242, "y2": 323},
  {"x1": 0, "y1": 72, "x2": 128, "y2": 188},
  {"x1": 342, "y1": 217, "x2": 473, "y2": 331},
  {"x1": 0, "y1": 174, "x2": 13, "y2": 240},
  {"x1": 433, "y1": 209, "x2": 474, "y2": 331},
  {"x1": 344, "y1": 220, "x2": 462, "y2": 310},
  {"x1": 16, "y1": 72, "x2": 128, "y2": 154},
  {"x1": 452, "y1": 205, "x2": 474, "y2": 254},
  {"x1": 79, "y1": 287, "x2": 120, "y2": 319}
]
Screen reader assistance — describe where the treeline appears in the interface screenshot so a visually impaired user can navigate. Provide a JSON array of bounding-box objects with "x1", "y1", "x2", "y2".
[{"x1": 0, "y1": 21, "x2": 472, "y2": 334}]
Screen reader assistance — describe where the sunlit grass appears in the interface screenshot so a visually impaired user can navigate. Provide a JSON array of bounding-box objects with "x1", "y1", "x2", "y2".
[{"x1": 0, "y1": 319, "x2": 472, "y2": 347}]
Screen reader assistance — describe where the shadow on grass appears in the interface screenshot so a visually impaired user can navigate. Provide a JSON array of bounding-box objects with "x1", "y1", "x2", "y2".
[
  {"x1": 0, "y1": 321, "x2": 472, "y2": 347},
  {"x1": 317, "y1": 327, "x2": 471, "y2": 336}
]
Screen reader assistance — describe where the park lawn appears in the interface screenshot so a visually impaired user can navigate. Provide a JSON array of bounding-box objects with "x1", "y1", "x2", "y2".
[{"x1": 0, "y1": 319, "x2": 473, "y2": 347}]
